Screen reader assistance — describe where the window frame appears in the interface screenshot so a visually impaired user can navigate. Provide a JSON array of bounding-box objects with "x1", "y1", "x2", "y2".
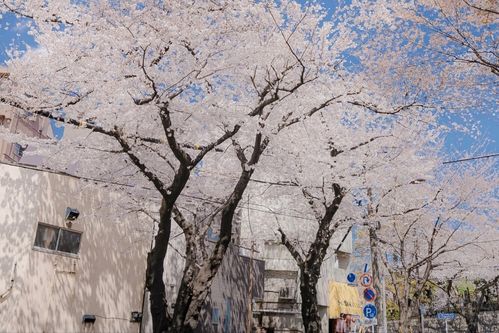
[
  {"x1": 33, "y1": 222, "x2": 82, "y2": 258},
  {"x1": 13, "y1": 143, "x2": 23, "y2": 157}
]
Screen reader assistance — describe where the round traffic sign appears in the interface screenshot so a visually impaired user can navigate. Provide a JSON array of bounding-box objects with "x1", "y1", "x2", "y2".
[
  {"x1": 363, "y1": 287, "x2": 377, "y2": 302},
  {"x1": 360, "y1": 273, "x2": 373, "y2": 287},
  {"x1": 347, "y1": 273, "x2": 356, "y2": 283},
  {"x1": 363, "y1": 304, "x2": 377, "y2": 319}
]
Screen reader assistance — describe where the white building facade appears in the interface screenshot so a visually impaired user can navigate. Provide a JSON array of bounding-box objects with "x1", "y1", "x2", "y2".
[{"x1": 0, "y1": 162, "x2": 152, "y2": 333}]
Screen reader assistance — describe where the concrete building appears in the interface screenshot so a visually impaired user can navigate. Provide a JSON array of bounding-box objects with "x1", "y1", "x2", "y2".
[
  {"x1": 0, "y1": 69, "x2": 53, "y2": 164},
  {"x1": 0, "y1": 107, "x2": 53, "y2": 163},
  {"x1": 251, "y1": 230, "x2": 362, "y2": 332},
  {"x1": 0, "y1": 162, "x2": 266, "y2": 333},
  {"x1": 0, "y1": 162, "x2": 152, "y2": 333}
]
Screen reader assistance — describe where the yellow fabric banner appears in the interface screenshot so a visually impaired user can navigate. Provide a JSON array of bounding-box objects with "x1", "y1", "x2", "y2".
[{"x1": 328, "y1": 281, "x2": 363, "y2": 318}]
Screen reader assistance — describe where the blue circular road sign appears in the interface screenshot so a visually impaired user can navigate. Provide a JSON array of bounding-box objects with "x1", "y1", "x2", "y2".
[
  {"x1": 360, "y1": 273, "x2": 373, "y2": 287},
  {"x1": 363, "y1": 288, "x2": 377, "y2": 302},
  {"x1": 347, "y1": 273, "x2": 356, "y2": 283},
  {"x1": 363, "y1": 304, "x2": 377, "y2": 319}
]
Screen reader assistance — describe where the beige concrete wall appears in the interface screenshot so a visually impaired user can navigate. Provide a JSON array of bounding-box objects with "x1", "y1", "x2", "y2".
[
  {"x1": 0, "y1": 107, "x2": 53, "y2": 164},
  {"x1": 0, "y1": 163, "x2": 152, "y2": 333}
]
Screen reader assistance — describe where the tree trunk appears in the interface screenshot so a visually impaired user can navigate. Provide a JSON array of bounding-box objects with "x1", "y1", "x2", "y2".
[
  {"x1": 300, "y1": 267, "x2": 322, "y2": 333},
  {"x1": 181, "y1": 169, "x2": 254, "y2": 331},
  {"x1": 369, "y1": 226, "x2": 383, "y2": 333},
  {"x1": 398, "y1": 305, "x2": 410, "y2": 333},
  {"x1": 151, "y1": 166, "x2": 253, "y2": 332},
  {"x1": 146, "y1": 166, "x2": 190, "y2": 333},
  {"x1": 170, "y1": 229, "x2": 198, "y2": 333},
  {"x1": 146, "y1": 198, "x2": 172, "y2": 333},
  {"x1": 280, "y1": 184, "x2": 344, "y2": 333},
  {"x1": 465, "y1": 314, "x2": 480, "y2": 333}
]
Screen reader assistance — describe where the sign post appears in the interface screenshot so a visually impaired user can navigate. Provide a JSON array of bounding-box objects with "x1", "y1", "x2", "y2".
[
  {"x1": 437, "y1": 313, "x2": 456, "y2": 320},
  {"x1": 363, "y1": 304, "x2": 377, "y2": 319},
  {"x1": 360, "y1": 273, "x2": 373, "y2": 287},
  {"x1": 363, "y1": 288, "x2": 377, "y2": 302},
  {"x1": 437, "y1": 312, "x2": 456, "y2": 333},
  {"x1": 419, "y1": 305, "x2": 425, "y2": 333},
  {"x1": 347, "y1": 272, "x2": 357, "y2": 285}
]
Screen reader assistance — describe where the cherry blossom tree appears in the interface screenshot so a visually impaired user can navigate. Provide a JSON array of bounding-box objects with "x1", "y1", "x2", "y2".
[
  {"x1": 1, "y1": 1, "x2": 495, "y2": 333},
  {"x1": 372, "y1": 160, "x2": 498, "y2": 333},
  {"x1": 0, "y1": 1, "x2": 398, "y2": 332},
  {"x1": 260, "y1": 104, "x2": 442, "y2": 333},
  {"x1": 433, "y1": 275, "x2": 499, "y2": 333},
  {"x1": 411, "y1": 0, "x2": 498, "y2": 76},
  {"x1": 277, "y1": 182, "x2": 346, "y2": 333},
  {"x1": 346, "y1": 0, "x2": 497, "y2": 141}
]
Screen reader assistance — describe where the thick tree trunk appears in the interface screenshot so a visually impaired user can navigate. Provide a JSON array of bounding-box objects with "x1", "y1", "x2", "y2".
[
  {"x1": 300, "y1": 268, "x2": 322, "y2": 333},
  {"x1": 146, "y1": 166, "x2": 190, "y2": 333},
  {"x1": 398, "y1": 305, "x2": 410, "y2": 333},
  {"x1": 465, "y1": 315, "x2": 479, "y2": 333},
  {"x1": 146, "y1": 199, "x2": 172, "y2": 333},
  {"x1": 181, "y1": 169, "x2": 254, "y2": 331},
  {"x1": 280, "y1": 184, "x2": 344, "y2": 333},
  {"x1": 161, "y1": 129, "x2": 265, "y2": 331},
  {"x1": 170, "y1": 230, "x2": 198, "y2": 333}
]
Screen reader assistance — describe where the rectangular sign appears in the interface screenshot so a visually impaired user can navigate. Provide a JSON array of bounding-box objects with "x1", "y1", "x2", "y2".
[
  {"x1": 360, "y1": 318, "x2": 378, "y2": 326},
  {"x1": 437, "y1": 312, "x2": 456, "y2": 320}
]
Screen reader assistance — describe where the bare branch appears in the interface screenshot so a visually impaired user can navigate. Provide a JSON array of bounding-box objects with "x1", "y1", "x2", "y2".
[
  {"x1": 277, "y1": 94, "x2": 344, "y2": 132},
  {"x1": 158, "y1": 102, "x2": 192, "y2": 166},
  {"x1": 133, "y1": 45, "x2": 159, "y2": 105},
  {"x1": 111, "y1": 128, "x2": 168, "y2": 198},
  {"x1": 191, "y1": 124, "x2": 241, "y2": 167},
  {"x1": 462, "y1": 0, "x2": 499, "y2": 16},
  {"x1": 348, "y1": 100, "x2": 427, "y2": 115},
  {"x1": 231, "y1": 139, "x2": 248, "y2": 167},
  {"x1": 277, "y1": 228, "x2": 304, "y2": 266}
]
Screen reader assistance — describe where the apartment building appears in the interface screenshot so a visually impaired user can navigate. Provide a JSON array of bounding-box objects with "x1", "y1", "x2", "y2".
[
  {"x1": 0, "y1": 70, "x2": 53, "y2": 164},
  {"x1": 0, "y1": 162, "x2": 266, "y2": 333},
  {"x1": 0, "y1": 162, "x2": 151, "y2": 332}
]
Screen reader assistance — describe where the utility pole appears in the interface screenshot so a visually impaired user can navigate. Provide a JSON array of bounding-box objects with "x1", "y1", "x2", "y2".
[
  {"x1": 419, "y1": 303, "x2": 425, "y2": 333},
  {"x1": 246, "y1": 242, "x2": 255, "y2": 333},
  {"x1": 367, "y1": 188, "x2": 385, "y2": 333},
  {"x1": 382, "y1": 275, "x2": 387, "y2": 333}
]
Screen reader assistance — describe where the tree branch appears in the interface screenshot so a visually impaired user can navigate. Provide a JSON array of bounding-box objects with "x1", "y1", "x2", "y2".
[
  {"x1": 158, "y1": 102, "x2": 192, "y2": 166},
  {"x1": 191, "y1": 124, "x2": 241, "y2": 167},
  {"x1": 278, "y1": 228, "x2": 304, "y2": 266}
]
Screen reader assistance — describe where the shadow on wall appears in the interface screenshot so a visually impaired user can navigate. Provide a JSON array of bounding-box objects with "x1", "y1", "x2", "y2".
[
  {"x1": 0, "y1": 163, "x2": 153, "y2": 333},
  {"x1": 196, "y1": 245, "x2": 265, "y2": 333}
]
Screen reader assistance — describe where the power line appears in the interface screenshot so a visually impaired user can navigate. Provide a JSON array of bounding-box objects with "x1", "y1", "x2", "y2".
[
  {"x1": 0, "y1": 160, "x2": 317, "y2": 222},
  {"x1": 442, "y1": 153, "x2": 499, "y2": 164}
]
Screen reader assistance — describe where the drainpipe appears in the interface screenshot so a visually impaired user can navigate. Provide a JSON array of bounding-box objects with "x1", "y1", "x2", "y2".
[
  {"x1": 382, "y1": 275, "x2": 387, "y2": 333},
  {"x1": 140, "y1": 216, "x2": 156, "y2": 333}
]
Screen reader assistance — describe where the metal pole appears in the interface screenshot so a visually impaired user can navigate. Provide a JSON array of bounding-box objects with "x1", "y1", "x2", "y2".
[
  {"x1": 382, "y1": 276, "x2": 387, "y2": 333},
  {"x1": 420, "y1": 308, "x2": 425, "y2": 333},
  {"x1": 445, "y1": 319, "x2": 448, "y2": 333},
  {"x1": 246, "y1": 243, "x2": 255, "y2": 333}
]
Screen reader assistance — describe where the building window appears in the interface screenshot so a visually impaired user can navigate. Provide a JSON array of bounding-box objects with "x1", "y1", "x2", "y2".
[
  {"x1": 13, "y1": 143, "x2": 24, "y2": 157},
  {"x1": 0, "y1": 115, "x2": 10, "y2": 127},
  {"x1": 211, "y1": 308, "x2": 220, "y2": 325},
  {"x1": 34, "y1": 223, "x2": 82, "y2": 255}
]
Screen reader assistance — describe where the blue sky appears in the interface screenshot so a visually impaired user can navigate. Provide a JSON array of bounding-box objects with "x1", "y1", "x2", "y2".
[
  {"x1": 0, "y1": 12, "x2": 34, "y2": 63},
  {"x1": 0, "y1": 4, "x2": 497, "y2": 159}
]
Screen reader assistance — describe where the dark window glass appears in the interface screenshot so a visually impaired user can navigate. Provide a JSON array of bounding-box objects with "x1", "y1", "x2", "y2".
[
  {"x1": 57, "y1": 229, "x2": 81, "y2": 254},
  {"x1": 13, "y1": 143, "x2": 23, "y2": 157},
  {"x1": 34, "y1": 224, "x2": 58, "y2": 250},
  {"x1": 33, "y1": 223, "x2": 82, "y2": 255}
]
